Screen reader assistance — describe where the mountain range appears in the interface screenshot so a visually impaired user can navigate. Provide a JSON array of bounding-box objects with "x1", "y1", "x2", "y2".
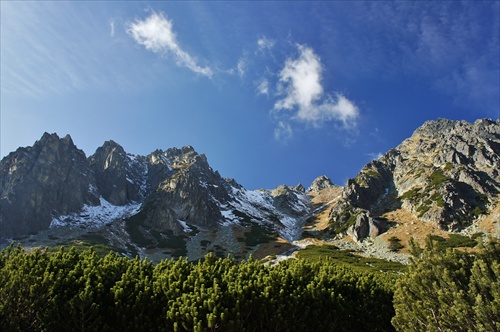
[{"x1": 1, "y1": 118, "x2": 499, "y2": 261}]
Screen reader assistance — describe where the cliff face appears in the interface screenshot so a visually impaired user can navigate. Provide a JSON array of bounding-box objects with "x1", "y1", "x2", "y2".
[
  {"x1": 137, "y1": 147, "x2": 231, "y2": 233},
  {"x1": 2, "y1": 118, "x2": 499, "y2": 246},
  {"x1": 0, "y1": 135, "x2": 316, "y2": 243},
  {"x1": 329, "y1": 118, "x2": 500, "y2": 240},
  {"x1": 0, "y1": 133, "x2": 99, "y2": 237},
  {"x1": 88, "y1": 140, "x2": 148, "y2": 206}
]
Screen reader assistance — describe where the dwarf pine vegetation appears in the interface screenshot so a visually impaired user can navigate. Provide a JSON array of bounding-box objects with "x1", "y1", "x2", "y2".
[{"x1": 0, "y1": 237, "x2": 498, "y2": 331}]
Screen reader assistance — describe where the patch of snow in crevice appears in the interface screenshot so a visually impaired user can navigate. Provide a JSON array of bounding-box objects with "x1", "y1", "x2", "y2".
[
  {"x1": 220, "y1": 210, "x2": 239, "y2": 226},
  {"x1": 278, "y1": 215, "x2": 304, "y2": 242},
  {"x1": 50, "y1": 197, "x2": 141, "y2": 228},
  {"x1": 289, "y1": 192, "x2": 311, "y2": 213},
  {"x1": 126, "y1": 155, "x2": 149, "y2": 198},
  {"x1": 88, "y1": 183, "x2": 99, "y2": 195},
  {"x1": 265, "y1": 254, "x2": 296, "y2": 266},
  {"x1": 221, "y1": 184, "x2": 311, "y2": 242},
  {"x1": 178, "y1": 220, "x2": 193, "y2": 233}
]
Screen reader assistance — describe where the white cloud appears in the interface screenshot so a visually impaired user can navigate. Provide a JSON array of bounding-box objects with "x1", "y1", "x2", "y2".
[
  {"x1": 257, "y1": 78, "x2": 270, "y2": 95},
  {"x1": 237, "y1": 58, "x2": 246, "y2": 77},
  {"x1": 274, "y1": 121, "x2": 293, "y2": 141},
  {"x1": 126, "y1": 11, "x2": 213, "y2": 77},
  {"x1": 273, "y1": 45, "x2": 359, "y2": 128},
  {"x1": 1, "y1": 1, "x2": 136, "y2": 97},
  {"x1": 257, "y1": 36, "x2": 275, "y2": 53},
  {"x1": 367, "y1": 152, "x2": 384, "y2": 160},
  {"x1": 109, "y1": 19, "x2": 115, "y2": 37}
]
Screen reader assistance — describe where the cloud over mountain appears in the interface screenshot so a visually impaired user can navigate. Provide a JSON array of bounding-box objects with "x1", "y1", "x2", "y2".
[
  {"x1": 126, "y1": 11, "x2": 213, "y2": 77},
  {"x1": 273, "y1": 45, "x2": 359, "y2": 133}
]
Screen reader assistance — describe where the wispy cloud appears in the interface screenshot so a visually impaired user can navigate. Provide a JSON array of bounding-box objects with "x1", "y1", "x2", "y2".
[
  {"x1": 1, "y1": 2, "x2": 132, "y2": 97},
  {"x1": 237, "y1": 58, "x2": 246, "y2": 77},
  {"x1": 257, "y1": 36, "x2": 275, "y2": 53},
  {"x1": 126, "y1": 11, "x2": 213, "y2": 77},
  {"x1": 274, "y1": 121, "x2": 293, "y2": 141},
  {"x1": 327, "y1": 1, "x2": 499, "y2": 114},
  {"x1": 273, "y1": 45, "x2": 359, "y2": 129},
  {"x1": 109, "y1": 19, "x2": 115, "y2": 37},
  {"x1": 367, "y1": 152, "x2": 384, "y2": 160},
  {"x1": 257, "y1": 78, "x2": 270, "y2": 96}
]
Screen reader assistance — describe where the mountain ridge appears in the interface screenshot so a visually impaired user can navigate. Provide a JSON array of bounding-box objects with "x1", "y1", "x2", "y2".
[
  {"x1": 328, "y1": 118, "x2": 500, "y2": 241},
  {"x1": 1, "y1": 133, "x2": 325, "y2": 259},
  {"x1": 1, "y1": 118, "x2": 499, "y2": 261}
]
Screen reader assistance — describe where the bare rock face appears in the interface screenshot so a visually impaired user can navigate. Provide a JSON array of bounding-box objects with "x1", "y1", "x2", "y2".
[
  {"x1": 347, "y1": 211, "x2": 380, "y2": 242},
  {"x1": 308, "y1": 175, "x2": 335, "y2": 193},
  {"x1": 1, "y1": 133, "x2": 316, "y2": 243},
  {"x1": 271, "y1": 185, "x2": 309, "y2": 217},
  {"x1": 329, "y1": 118, "x2": 500, "y2": 240},
  {"x1": 89, "y1": 140, "x2": 147, "y2": 205},
  {"x1": 7, "y1": 118, "x2": 495, "y2": 246},
  {"x1": 0, "y1": 133, "x2": 99, "y2": 238},
  {"x1": 140, "y1": 148, "x2": 229, "y2": 232}
]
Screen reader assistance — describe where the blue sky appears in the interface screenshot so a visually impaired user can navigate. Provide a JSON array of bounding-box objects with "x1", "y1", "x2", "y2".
[{"x1": 1, "y1": 1, "x2": 499, "y2": 190}]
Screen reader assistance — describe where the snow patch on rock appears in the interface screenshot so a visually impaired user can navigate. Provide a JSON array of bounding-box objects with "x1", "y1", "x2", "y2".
[{"x1": 50, "y1": 197, "x2": 141, "y2": 228}]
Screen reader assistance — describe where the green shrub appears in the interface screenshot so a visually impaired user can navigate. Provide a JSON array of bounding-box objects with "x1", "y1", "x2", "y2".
[
  {"x1": 392, "y1": 238, "x2": 500, "y2": 331},
  {"x1": 388, "y1": 236, "x2": 404, "y2": 252},
  {"x1": 0, "y1": 245, "x2": 397, "y2": 332}
]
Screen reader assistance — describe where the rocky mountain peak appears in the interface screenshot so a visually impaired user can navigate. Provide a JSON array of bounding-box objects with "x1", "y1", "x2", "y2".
[
  {"x1": 308, "y1": 175, "x2": 335, "y2": 193},
  {"x1": 270, "y1": 184, "x2": 310, "y2": 219},
  {"x1": 4, "y1": 119, "x2": 498, "y2": 259},
  {"x1": 33, "y1": 132, "x2": 84, "y2": 162},
  {"x1": 1, "y1": 133, "x2": 98, "y2": 238},
  {"x1": 329, "y1": 118, "x2": 500, "y2": 241},
  {"x1": 89, "y1": 140, "x2": 146, "y2": 206},
  {"x1": 90, "y1": 140, "x2": 126, "y2": 169},
  {"x1": 294, "y1": 183, "x2": 305, "y2": 193}
]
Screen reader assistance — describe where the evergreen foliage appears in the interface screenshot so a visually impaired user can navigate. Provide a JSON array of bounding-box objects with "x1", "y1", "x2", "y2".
[
  {"x1": 392, "y1": 237, "x2": 500, "y2": 331},
  {"x1": 4, "y1": 236, "x2": 496, "y2": 331},
  {"x1": 387, "y1": 236, "x2": 404, "y2": 252},
  {"x1": 0, "y1": 244, "x2": 395, "y2": 331}
]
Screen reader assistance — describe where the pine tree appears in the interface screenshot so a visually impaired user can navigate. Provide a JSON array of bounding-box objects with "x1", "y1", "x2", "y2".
[{"x1": 392, "y1": 236, "x2": 500, "y2": 332}]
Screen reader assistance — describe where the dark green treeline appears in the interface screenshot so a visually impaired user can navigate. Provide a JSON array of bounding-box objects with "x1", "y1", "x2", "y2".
[
  {"x1": 2, "y1": 238, "x2": 498, "y2": 331},
  {"x1": 0, "y1": 245, "x2": 395, "y2": 331}
]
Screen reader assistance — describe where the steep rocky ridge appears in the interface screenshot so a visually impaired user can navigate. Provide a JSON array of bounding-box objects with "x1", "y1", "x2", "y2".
[
  {"x1": 1, "y1": 134, "x2": 319, "y2": 260},
  {"x1": 133, "y1": 147, "x2": 231, "y2": 234},
  {"x1": 308, "y1": 175, "x2": 335, "y2": 193},
  {"x1": 0, "y1": 133, "x2": 99, "y2": 238},
  {"x1": 89, "y1": 140, "x2": 147, "y2": 205},
  {"x1": 3, "y1": 119, "x2": 498, "y2": 261},
  {"x1": 329, "y1": 118, "x2": 500, "y2": 241}
]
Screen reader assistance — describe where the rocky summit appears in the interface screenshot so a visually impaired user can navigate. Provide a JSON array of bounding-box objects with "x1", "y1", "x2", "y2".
[
  {"x1": 1, "y1": 118, "x2": 499, "y2": 260},
  {"x1": 329, "y1": 118, "x2": 500, "y2": 241},
  {"x1": 0, "y1": 133, "x2": 317, "y2": 259},
  {"x1": 0, "y1": 133, "x2": 99, "y2": 237}
]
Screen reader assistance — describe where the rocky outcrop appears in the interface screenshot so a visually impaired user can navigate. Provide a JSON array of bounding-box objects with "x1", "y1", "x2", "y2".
[
  {"x1": 139, "y1": 148, "x2": 230, "y2": 232},
  {"x1": 329, "y1": 118, "x2": 500, "y2": 240},
  {"x1": 346, "y1": 211, "x2": 380, "y2": 242},
  {"x1": 0, "y1": 133, "x2": 99, "y2": 238},
  {"x1": 7, "y1": 118, "x2": 496, "y2": 245},
  {"x1": 308, "y1": 175, "x2": 335, "y2": 193},
  {"x1": 89, "y1": 140, "x2": 147, "y2": 205},
  {"x1": 271, "y1": 185, "x2": 310, "y2": 217},
  {"x1": 0, "y1": 135, "x2": 316, "y2": 242}
]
